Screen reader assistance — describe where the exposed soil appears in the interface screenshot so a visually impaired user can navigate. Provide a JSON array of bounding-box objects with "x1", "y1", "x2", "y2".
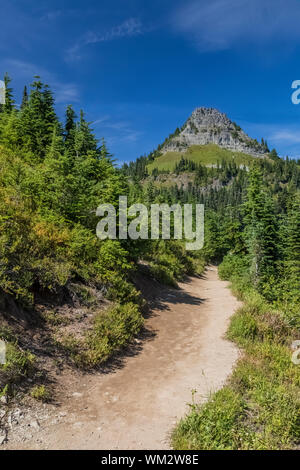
[{"x1": 3, "y1": 266, "x2": 240, "y2": 450}]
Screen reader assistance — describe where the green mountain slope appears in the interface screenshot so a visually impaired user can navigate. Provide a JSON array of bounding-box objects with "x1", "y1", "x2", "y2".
[{"x1": 147, "y1": 144, "x2": 262, "y2": 173}]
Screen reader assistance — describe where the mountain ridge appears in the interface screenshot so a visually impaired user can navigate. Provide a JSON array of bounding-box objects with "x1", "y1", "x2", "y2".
[{"x1": 159, "y1": 107, "x2": 269, "y2": 158}]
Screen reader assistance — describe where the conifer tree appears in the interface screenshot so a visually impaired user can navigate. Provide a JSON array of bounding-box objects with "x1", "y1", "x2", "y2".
[
  {"x1": 43, "y1": 85, "x2": 57, "y2": 130},
  {"x1": 243, "y1": 165, "x2": 278, "y2": 287},
  {"x1": 21, "y1": 86, "x2": 28, "y2": 109},
  {"x1": 47, "y1": 123, "x2": 65, "y2": 159},
  {"x1": 19, "y1": 77, "x2": 58, "y2": 159},
  {"x1": 65, "y1": 104, "x2": 77, "y2": 150},
  {"x1": 283, "y1": 195, "x2": 300, "y2": 300}
]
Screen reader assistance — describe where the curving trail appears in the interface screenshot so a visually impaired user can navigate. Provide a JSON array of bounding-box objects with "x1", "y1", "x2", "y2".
[{"x1": 9, "y1": 266, "x2": 240, "y2": 450}]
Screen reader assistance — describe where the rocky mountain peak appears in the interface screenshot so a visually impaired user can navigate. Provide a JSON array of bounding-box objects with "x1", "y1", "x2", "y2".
[{"x1": 161, "y1": 107, "x2": 268, "y2": 157}]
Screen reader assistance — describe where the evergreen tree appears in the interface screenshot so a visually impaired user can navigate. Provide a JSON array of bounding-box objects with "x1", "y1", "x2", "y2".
[
  {"x1": 65, "y1": 104, "x2": 77, "y2": 150},
  {"x1": 47, "y1": 123, "x2": 65, "y2": 159},
  {"x1": 243, "y1": 165, "x2": 278, "y2": 288},
  {"x1": 282, "y1": 195, "x2": 300, "y2": 301},
  {"x1": 21, "y1": 86, "x2": 28, "y2": 110},
  {"x1": 19, "y1": 77, "x2": 58, "y2": 159},
  {"x1": 73, "y1": 110, "x2": 98, "y2": 157}
]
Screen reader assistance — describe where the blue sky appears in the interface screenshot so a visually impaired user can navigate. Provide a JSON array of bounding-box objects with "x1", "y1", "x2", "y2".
[{"x1": 1, "y1": 0, "x2": 300, "y2": 162}]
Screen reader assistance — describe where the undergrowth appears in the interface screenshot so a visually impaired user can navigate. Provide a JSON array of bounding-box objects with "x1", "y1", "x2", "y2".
[{"x1": 57, "y1": 302, "x2": 144, "y2": 368}]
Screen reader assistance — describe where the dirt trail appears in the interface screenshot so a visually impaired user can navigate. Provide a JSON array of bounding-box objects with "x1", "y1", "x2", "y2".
[{"x1": 9, "y1": 266, "x2": 240, "y2": 450}]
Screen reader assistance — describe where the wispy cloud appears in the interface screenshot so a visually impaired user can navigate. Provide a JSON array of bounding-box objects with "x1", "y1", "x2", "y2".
[
  {"x1": 2, "y1": 59, "x2": 80, "y2": 104},
  {"x1": 66, "y1": 18, "x2": 142, "y2": 61},
  {"x1": 171, "y1": 0, "x2": 300, "y2": 52},
  {"x1": 54, "y1": 83, "x2": 80, "y2": 104},
  {"x1": 84, "y1": 18, "x2": 142, "y2": 44},
  {"x1": 40, "y1": 10, "x2": 62, "y2": 22},
  {"x1": 93, "y1": 115, "x2": 142, "y2": 143},
  {"x1": 239, "y1": 120, "x2": 300, "y2": 157},
  {"x1": 268, "y1": 129, "x2": 300, "y2": 145}
]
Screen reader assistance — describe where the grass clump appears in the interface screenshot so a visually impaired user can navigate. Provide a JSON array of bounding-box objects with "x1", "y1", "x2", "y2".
[
  {"x1": 172, "y1": 387, "x2": 247, "y2": 450},
  {"x1": 0, "y1": 342, "x2": 35, "y2": 395},
  {"x1": 228, "y1": 308, "x2": 258, "y2": 345},
  {"x1": 60, "y1": 302, "x2": 144, "y2": 368},
  {"x1": 31, "y1": 385, "x2": 51, "y2": 402},
  {"x1": 42, "y1": 310, "x2": 69, "y2": 326}
]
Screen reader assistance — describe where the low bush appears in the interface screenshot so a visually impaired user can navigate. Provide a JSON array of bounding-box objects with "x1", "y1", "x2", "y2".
[
  {"x1": 228, "y1": 309, "x2": 257, "y2": 345},
  {"x1": 31, "y1": 385, "x2": 51, "y2": 402},
  {"x1": 172, "y1": 387, "x2": 246, "y2": 450},
  {"x1": 149, "y1": 263, "x2": 178, "y2": 287},
  {"x1": 60, "y1": 302, "x2": 144, "y2": 368},
  {"x1": 0, "y1": 342, "x2": 35, "y2": 394}
]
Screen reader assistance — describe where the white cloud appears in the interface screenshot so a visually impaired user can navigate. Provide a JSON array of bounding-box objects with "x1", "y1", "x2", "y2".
[
  {"x1": 229, "y1": 119, "x2": 300, "y2": 157},
  {"x1": 40, "y1": 10, "x2": 62, "y2": 21},
  {"x1": 269, "y1": 129, "x2": 300, "y2": 145},
  {"x1": 1, "y1": 59, "x2": 80, "y2": 104},
  {"x1": 54, "y1": 83, "x2": 80, "y2": 104},
  {"x1": 92, "y1": 115, "x2": 111, "y2": 126},
  {"x1": 85, "y1": 18, "x2": 142, "y2": 44},
  {"x1": 122, "y1": 131, "x2": 141, "y2": 143},
  {"x1": 66, "y1": 18, "x2": 142, "y2": 62},
  {"x1": 172, "y1": 0, "x2": 300, "y2": 52},
  {"x1": 93, "y1": 115, "x2": 142, "y2": 143}
]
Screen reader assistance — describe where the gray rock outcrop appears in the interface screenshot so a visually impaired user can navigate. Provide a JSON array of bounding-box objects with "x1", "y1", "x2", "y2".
[{"x1": 161, "y1": 108, "x2": 268, "y2": 158}]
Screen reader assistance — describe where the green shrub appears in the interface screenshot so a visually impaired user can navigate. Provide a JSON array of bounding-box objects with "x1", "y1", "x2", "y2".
[
  {"x1": 0, "y1": 324, "x2": 16, "y2": 342},
  {"x1": 172, "y1": 387, "x2": 246, "y2": 450},
  {"x1": 187, "y1": 256, "x2": 206, "y2": 276},
  {"x1": 62, "y1": 303, "x2": 144, "y2": 368},
  {"x1": 219, "y1": 253, "x2": 250, "y2": 284},
  {"x1": 228, "y1": 309, "x2": 257, "y2": 345},
  {"x1": 107, "y1": 277, "x2": 143, "y2": 305},
  {"x1": 149, "y1": 263, "x2": 178, "y2": 287},
  {"x1": 0, "y1": 342, "x2": 35, "y2": 393},
  {"x1": 42, "y1": 310, "x2": 69, "y2": 326},
  {"x1": 31, "y1": 385, "x2": 51, "y2": 402}
]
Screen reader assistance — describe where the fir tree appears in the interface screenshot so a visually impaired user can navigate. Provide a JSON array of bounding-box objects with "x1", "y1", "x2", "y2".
[
  {"x1": 21, "y1": 86, "x2": 28, "y2": 110},
  {"x1": 65, "y1": 104, "x2": 77, "y2": 150},
  {"x1": 283, "y1": 195, "x2": 300, "y2": 301},
  {"x1": 243, "y1": 165, "x2": 278, "y2": 288}
]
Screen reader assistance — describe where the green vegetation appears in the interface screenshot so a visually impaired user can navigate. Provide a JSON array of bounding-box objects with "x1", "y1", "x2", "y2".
[
  {"x1": 172, "y1": 387, "x2": 246, "y2": 450},
  {"x1": 147, "y1": 144, "x2": 256, "y2": 173},
  {"x1": 0, "y1": 342, "x2": 35, "y2": 395},
  {"x1": 30, "y1": 385, "x2": 51, "y2": 402},
  {"x1": 58, "y1": 302, "x2": 144, "y2": 368},
  {"x1": 146, "y1": 241, "x2": 201, "y2": 287}
]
